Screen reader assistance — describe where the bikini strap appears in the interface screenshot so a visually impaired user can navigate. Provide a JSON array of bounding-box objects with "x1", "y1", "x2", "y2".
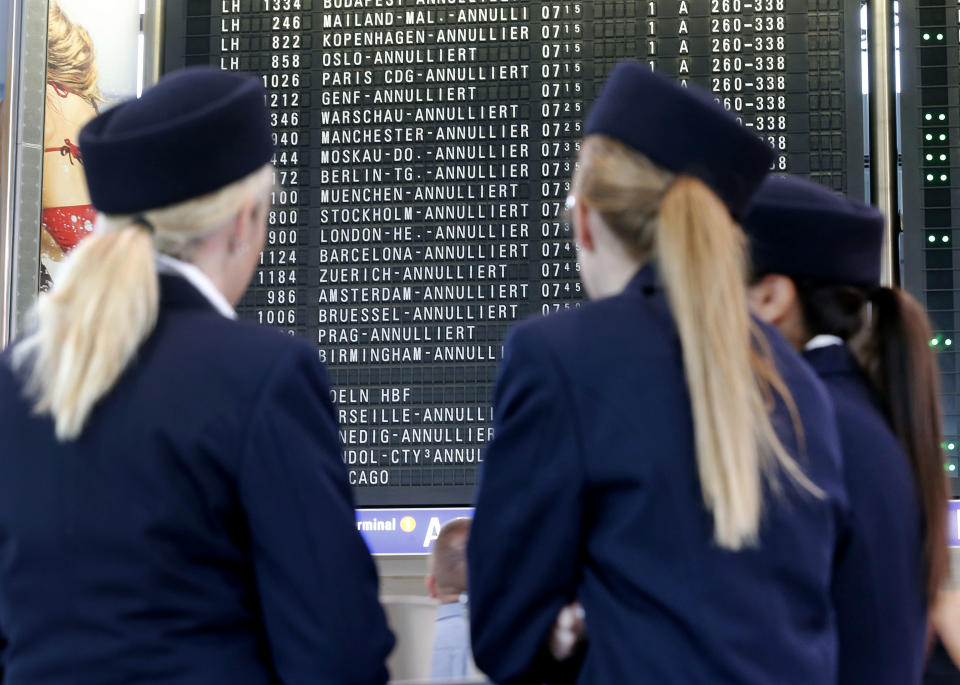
[
  {"x1": 49, "y1": 82, "x2": 71, "y2": 99},
  {"x1": 43, "y1": 138, "x2": 83, "y2": 165}
]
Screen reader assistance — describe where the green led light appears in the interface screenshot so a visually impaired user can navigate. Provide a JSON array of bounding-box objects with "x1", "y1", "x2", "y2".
[
  {"x1": 947, "y1": 339, "x2": 954, "y2": 347},
  {"x1": 932, "y1": 337, "x2": 941, "y2": 346},
  {"x1": 927, "y1": 154, "x2": 934, "y2": 161},
  {"x1": 941, "y1": 134, "x2": 948, "y2": 141},
  {"x1": 950, "y1": 464, "x2": 957, "y2": 472},
  {"x1": 927, "y1": 113, "x2": 934, "y2": 120},
  {"x1": 943, "y1": 235, "x2": 951, "y2": 243},
  {"x1": 937, "y1": 33, "x2": 945, "y2": 40},
  {"x1": 942, "y1": 174, "x2": 950, "y2": 182},
  {"x1": 927, "y1": 133, "x2": 934, "y2": 140},
  {"x1": 940, "y1": 114, "x2": 948, "y2": 121},
  {"x1": 923, "y1": 32, "x2": 931, "y2": 40},
  {"x1": 930, "y1": 235, "x2": 938, "y2": 242},
  {"x1": 950, "y1": 443, "x2": 957, "y2": 450},
  {"x1": 941, "y1": 154, "x2": 949, "y2": 161},
  {"x1": 928, "y1": 173, "x2": 935, "y2": 181}
]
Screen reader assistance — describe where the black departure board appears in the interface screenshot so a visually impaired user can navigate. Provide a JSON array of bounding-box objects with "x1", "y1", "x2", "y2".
[
  {"x1": 900, "y1": 0, "x2": 960, "y2": 494},
  {"x1": 162, "y1": 0, "x2": 865, "y2": 506}
]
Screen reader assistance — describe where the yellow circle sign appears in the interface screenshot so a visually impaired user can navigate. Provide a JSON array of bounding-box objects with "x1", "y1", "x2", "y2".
[{"x1": 400, "y1": 516, "x2": 417, "y2": 533}]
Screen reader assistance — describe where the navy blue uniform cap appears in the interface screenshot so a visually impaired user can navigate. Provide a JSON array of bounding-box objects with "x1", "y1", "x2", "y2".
[
  {"x1": 742, "y1": 175, "x2": 884, "y2": 287},
  {"x1": 584, "y1": 61, "x2": 774, "y2": 218},
  {"x1": 79, "y1": 67, "x2": 275, "y2": 215}
]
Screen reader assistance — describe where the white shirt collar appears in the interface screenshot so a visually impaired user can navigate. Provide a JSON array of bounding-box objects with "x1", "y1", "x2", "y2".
[
  {"x1": 155, "y1": 253, "x2": 237, "y2": 320},
  {"x1": 804, "y1": 334, "x2": 844, "y2": 351}
]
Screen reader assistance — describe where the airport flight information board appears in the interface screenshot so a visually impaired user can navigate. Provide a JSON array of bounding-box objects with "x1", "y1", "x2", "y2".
[
  {"x1": 901, "y1": 0, "x2": 960, "y2": 493},
  {"x1": 163, "y1": 0, "x2": 864, "y2": 506}
]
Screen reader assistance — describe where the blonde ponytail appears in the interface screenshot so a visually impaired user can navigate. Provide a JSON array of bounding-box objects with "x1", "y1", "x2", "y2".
[
  {"x1": 14, "y1": 164, "x2": 274, "y2": 442},
  {"x1": 658, "y1": 178, "x2": 819, "y2": 548},
  {"x1": 14, "y1": 224, "x2": 157, "y2": 441},
  {"x1": 574, "y1": 135, "x2": 819, "y2": 549}
]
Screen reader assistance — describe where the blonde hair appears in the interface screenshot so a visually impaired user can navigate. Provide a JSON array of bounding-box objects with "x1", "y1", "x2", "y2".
[
  {"x1": 574, "y1": 136, "x2": 819, "y2": 549},
  {"x1": 46, "y1": 2, "x2": 104, "y2": 108},
  {"x1": 14, "y1": 165, "x2": 273, "y2": 441}
]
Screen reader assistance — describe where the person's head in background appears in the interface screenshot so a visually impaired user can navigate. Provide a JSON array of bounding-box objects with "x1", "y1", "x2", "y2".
[
  {"x1": 742, "y1": 174, "x2": 947, "y2": 603},
  {"x1": 743, "y1": 175, "x2": 888, "y2": 352},
  {"x1": 569, "y1": 63, "x2": 771, "y2": 303},
  {"x1": 14, "y1": 67, "x2": 274, "y2": 442},
  {"x1": 567, "y1": 62, "x2": 818, "y2": 551},
  {"x1": 427, "y1": 518, "x2": 471, "y2": 604}
]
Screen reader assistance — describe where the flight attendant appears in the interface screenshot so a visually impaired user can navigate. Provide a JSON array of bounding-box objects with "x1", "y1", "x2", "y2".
[
  {"x1": 467, "y1": 61, "x2": 848, "y2": 684},
  {"x1": 742, "y1": 174, "x2": 948, "y2": 685},
  {"x1": 0, "y1": 67, "x2": 394, "y2": 684}
]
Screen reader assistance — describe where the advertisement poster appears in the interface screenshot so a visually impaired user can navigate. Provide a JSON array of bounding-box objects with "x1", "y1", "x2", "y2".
[{"x1": 40, "y1": 0, "x2": 138, "y2": 290}]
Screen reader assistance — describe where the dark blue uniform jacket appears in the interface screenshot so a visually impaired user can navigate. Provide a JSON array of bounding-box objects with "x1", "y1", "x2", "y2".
[
  {"x1": 0, "y1": 275, "x2": 394, "y2": 685},
  {"x1": 468, "y1": 264, "x2": 848, "y2": 684},
  {"x1": 804, "y1": 344, "x2": 926, "y2": 685}
]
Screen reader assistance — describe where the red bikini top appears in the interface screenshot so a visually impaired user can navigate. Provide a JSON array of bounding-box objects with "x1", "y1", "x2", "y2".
[{"x1": 44, "y1": 83, "x2": 84, "y2": 164}]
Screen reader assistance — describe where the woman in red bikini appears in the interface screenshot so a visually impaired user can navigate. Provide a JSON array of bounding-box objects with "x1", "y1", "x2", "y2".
[{"x1": 41, "y1": 2, "x2": 103, "y2": 289}]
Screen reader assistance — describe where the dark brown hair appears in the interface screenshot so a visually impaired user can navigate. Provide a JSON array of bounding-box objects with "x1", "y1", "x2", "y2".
[{"x1": 797, "y1": 283, "x2": 948, "y2": 602}]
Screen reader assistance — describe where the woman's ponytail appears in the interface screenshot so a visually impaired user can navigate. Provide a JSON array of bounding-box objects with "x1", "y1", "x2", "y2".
[
  {"x1": 13, "y1": 221, "x2": 158, "y2": 441},
  {"x1": 12, "y1": 164, "x2": 272, "y2": 442},
  {"x1": 657, "y1": 177, "x2": 821, "y2": 549},
  {"x1": 863, "y1": 287, "x2": 948, "y2": 602},
  {"x1": 575, "y1": 136, "x2": 819, "y2": 549}
]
